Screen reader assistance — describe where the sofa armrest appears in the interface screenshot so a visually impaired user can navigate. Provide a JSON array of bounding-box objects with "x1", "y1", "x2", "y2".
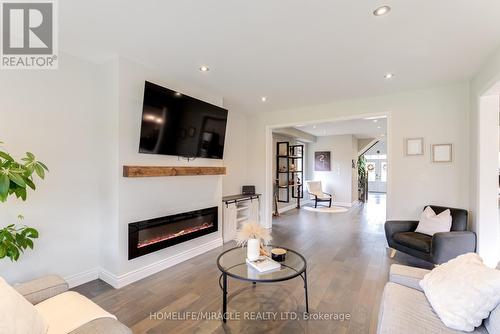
[
  {"x1": 14, "y1": 275, "x2": 69, "y2": 305},
  {"x1": 384, "y1": 220, "x2": 418, "y2": 246},
  {"x1": 389, "y1": 264, "x2": 431, "y2": 292},
  {"x1": 431, "y1": 231, "x2": 477, "y2": 264}
]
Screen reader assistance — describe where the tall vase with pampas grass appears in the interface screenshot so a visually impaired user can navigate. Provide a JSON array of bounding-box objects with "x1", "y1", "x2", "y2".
[{"x1": 235, "y1": 221, "x2": 272, "y2": 261}]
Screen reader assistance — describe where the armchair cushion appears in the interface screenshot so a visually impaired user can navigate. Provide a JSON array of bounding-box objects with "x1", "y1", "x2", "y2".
[
  {"x1": 14, "y1": 274, "x2": 68, "y2": 305},
  {"x1": 305, "y1": 181, "x2": 332, "y2": 199},
  {"x1": 0, "y1": 277, "x2": 48, "y2": 334},
  {"x1": 393, "y1": 232, "x2": 431, "y2": 253}
]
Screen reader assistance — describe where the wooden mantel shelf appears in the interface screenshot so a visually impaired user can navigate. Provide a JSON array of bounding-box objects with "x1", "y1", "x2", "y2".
[{"x1": 123, "y1": 165, "x2": 226, "y2": 177}]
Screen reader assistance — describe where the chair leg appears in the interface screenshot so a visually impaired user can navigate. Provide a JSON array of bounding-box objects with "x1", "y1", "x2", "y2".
[
  {"x1": 315, "y1": 200, "x2": 317, "y2": 208},
  {"x1": 329, "y1": 198, "x2": 332, "y2": 208}
]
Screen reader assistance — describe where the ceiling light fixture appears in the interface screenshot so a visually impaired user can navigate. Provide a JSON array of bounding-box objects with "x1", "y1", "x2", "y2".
[
  {"x1": 377, "y1": 126, "x2": 381, "y2": 129},
  {"x1": 384, "y1": 73, "x2": 395, "y2": 79},
  {"x1": 373, "y1": 119, "x2": 378, "y2": 123},
  {"x1": 373, "y1": 5, "x2": 391, "y2": 16},
  {"x1": 199, "y1": 65, "x2": 210, "y2": 72},
  {"x1": 174, "y1": 92, "x2": 182, "y2": 97},
  {"x1": 312, "y1": 125, "x2": 317, "y2": 129},
  {"x1": 364, "y1": 116, "x2": 387, "y2": 120},
  {"x1": 261, "y1": 97, "x2": 267, "y2": 102}
]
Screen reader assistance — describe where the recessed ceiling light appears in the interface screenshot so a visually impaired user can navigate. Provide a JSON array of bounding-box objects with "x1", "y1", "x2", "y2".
[
  {"x1": 384, "y1": 73, "x2": 395, "y2": 79},
  {"x1": 377, "y1": 126, "x2": 381, "y2": 129},
  {"x1": 199, "y1": 65, "x2": 210, "y2": 72},
  {"x1": 312, "y1": 125, "x2": 317, "y2": 129},
  {"x1": 373, "y1": 119, "x2": 378, "y2": 123},
  {"x1": 174, "y1": 92, "x2": 182, "y2": 97},
  {"x1": 373, "y1": 5, "x2": 391, "y2": 16},
  {"x1": 261, "y1": 97, "x2": 267, "y2": 102}
]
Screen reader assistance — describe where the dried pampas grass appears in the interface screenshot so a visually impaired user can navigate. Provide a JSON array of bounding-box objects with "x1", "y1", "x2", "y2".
[{"x1": 235, "y1": 221, "x2": 272, "y2": 247}]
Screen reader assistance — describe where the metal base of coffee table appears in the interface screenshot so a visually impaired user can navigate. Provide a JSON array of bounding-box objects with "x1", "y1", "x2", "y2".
[{"x1": 216, "y1": 246, "x2": 309, "y2": 323}]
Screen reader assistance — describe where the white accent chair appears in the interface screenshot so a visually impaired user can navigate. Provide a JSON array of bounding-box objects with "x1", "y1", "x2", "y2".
[{"x1": 305, "y1": 181, "x2": 332, "y2": 208}]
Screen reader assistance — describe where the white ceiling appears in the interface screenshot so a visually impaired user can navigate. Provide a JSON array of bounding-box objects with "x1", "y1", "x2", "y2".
[
  {"x1": 60, "y1": 1, "x2": 500, "y2": 113},
  {"x1": 293, "y1": 118, "x2": 387, "y2": 138}
]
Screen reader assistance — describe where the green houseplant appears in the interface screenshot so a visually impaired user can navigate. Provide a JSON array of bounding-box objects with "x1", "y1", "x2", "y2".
[
  {"x1": 357, "y1": 155, "x2": 368, "y2": 202},
  {"x1": 0, "y1": 141, "x2": 48, "y2": 261}
]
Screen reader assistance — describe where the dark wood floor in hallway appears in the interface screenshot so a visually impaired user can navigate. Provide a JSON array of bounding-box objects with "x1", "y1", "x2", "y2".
[{"x1": 74, "y1": 194, "x2": 432, "y2": 334}]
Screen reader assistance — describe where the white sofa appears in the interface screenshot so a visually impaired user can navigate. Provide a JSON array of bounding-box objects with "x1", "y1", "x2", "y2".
[
  {"x1": 1, "y1": 275, "x2": 131, "y2": 334},
  {"x1": 377, "y1": 264, "x2": 499, "y2": 333}
]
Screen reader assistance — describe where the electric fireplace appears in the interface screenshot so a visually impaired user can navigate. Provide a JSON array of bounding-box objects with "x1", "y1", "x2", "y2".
[{"x1": 128, "y1": 206, "x2": 218, "y2": 260}]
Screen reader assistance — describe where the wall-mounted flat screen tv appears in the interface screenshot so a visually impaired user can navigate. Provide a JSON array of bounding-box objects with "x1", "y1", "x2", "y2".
[{"x1": 139, "y1": 81, "x2": 228, "y2": 159}]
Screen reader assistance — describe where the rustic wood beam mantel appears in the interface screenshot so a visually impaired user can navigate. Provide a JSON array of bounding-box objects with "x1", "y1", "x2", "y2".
[{"x1": 123, "y1": 166, "x2": 226, "y2": 177}]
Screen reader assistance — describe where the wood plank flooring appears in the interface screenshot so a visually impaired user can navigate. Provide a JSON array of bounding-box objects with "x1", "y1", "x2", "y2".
[{"x1": 74, "y1": 194, "x2": 432, "y2": 334}]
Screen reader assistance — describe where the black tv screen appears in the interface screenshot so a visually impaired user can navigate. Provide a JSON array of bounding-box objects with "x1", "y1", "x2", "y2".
[{"x1": 139, "y1": 81, "x2": 228, "y2": 159}]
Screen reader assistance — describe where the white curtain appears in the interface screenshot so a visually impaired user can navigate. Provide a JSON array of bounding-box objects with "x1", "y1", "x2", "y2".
[{"x1": 223, "y1": 203, "x2": 237, "y2": 242}]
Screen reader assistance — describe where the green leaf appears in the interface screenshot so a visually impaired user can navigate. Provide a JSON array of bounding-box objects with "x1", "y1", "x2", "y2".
[
  {"x1": 8, "y1": 172, "x2": 26, "y2": 188},
  {"x1": 34, "y1": 164, "x2": 45, "y2": 179},
  {"x1": 25, "y1": 152, "x2": 35, "y2": 160},
  {"x1": 24, "y1": 178, "x2": 36, "y2": 190},
  {"x1": 0, "y1": 174, "x2": 9, "y2": 199},
  {"x1": 0, "y1": 151, "x2": 14, "y2": 161},
  {"x1": 0, "y1": 245, "x2": 6, "y2": 258},
  {"x1": 37, "y1": 161, "x2": 49, "y2": 171},
  {"x1": 24, "y1": 228, "x2": 39, "y2": 239}
]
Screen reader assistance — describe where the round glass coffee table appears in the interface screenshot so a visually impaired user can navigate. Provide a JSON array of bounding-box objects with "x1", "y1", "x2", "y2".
[{"x1": 216, "y1": 245, "x2": 308, "y2": 322}]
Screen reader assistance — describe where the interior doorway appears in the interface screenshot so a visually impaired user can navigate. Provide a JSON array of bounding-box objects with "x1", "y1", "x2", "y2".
[
  {"x1": 267, "y1": 115, "x2": 389, "y2": 225},
  {"x1": 364, "y1": 141, "x2": 388, "y2": 193}
]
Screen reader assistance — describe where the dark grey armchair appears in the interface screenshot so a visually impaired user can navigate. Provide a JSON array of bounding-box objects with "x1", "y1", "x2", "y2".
[{"x1": 384, "y1": 205, "x2": 476, "y2": 264}]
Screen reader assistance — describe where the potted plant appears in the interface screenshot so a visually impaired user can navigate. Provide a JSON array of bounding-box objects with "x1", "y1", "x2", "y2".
[
  {"x1": 0, "y1": 141, "x2": 48, "y2": 261},
  {"x1": 235, "y1": 221, "x2": 272, "y2": 261}
]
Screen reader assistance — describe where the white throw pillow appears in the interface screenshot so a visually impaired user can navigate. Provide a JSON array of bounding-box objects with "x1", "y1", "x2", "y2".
[
  {"x1": 0, "y1": 276, "x2": 48, "y2": 334},
  {"x1": 415, "y1": 206, "x2": 452, "y2": 236},
  {"x1": 420, "y1": 253, "x2": 500, "y2": 332}
]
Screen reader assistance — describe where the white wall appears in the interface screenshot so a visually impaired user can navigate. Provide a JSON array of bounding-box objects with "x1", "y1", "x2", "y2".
[
  {"x1": 307, "y1": 135, "x2": 356, "y2": 206},
  {"x1": 469, "y1": 45, "x2": 500, "y2": 267},
  {"x1": 0, "y1": 53, "x2": 104, "y2": 285},
  {"x1": 0, "y1": 54, "x2": 248, "y2": 286},
  {"x1": 248, "y1": 83, "x2": 470, "y2": 228}
]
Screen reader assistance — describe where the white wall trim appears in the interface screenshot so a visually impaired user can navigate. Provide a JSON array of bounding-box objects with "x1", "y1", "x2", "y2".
[
  {"x1": 64, "y1": 267, "x2": 100, "y2": 288},
  {"x1": 99, "y1": 237, "x2": 223, "y2": 289},
  {"x1": 278, "y1": 204, "x2": 297, "y2": 213}
]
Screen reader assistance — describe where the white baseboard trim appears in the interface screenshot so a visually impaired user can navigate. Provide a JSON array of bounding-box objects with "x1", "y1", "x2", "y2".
[
  {"x1": 278, "y1": 204, "x2": 296, "y2": 213},
  {"x1": 64, "y1": 267, "x2": 99, "y2": 288},
  {"x1": 99, "y1": 237, "x2": 223, "y2": 289},
  {"x1": 332, "y1": 201, "x2": 357, "y2": 208}
]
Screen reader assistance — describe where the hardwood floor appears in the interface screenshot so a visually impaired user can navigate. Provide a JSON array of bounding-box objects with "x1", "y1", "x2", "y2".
[{"x1": 74, "y1": 193, "x2": 432, "y2": 334}]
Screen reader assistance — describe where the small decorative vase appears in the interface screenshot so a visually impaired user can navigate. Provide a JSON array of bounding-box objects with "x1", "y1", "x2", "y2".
[{"x1": 247, "y1": 238, "x2": 260, "y2": 261}]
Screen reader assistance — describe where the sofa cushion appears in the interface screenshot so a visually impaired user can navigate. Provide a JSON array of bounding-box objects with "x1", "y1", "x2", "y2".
[
  {"x1": 393, "y1": 232, "x2": 432, "y2": 253},
  {"x1": 35, "y1": 291, "x2": 116, "y2": 334},
  {"x1": 69, "y1": 318, "x2": 132, "y2": 334},
  {"x1": 420, "y1": 253, "x2": 500, "y2": 332},
  {"x1": 389, "y1": 264, "x2": 431, "y2": 292},
  {"x1": 378, "y1": 282, "x2": 488, "y2": 334},
  {"x1": 0, "y1": 276, "x2": 48, "y2": 334},
  {"x1": 485, "y1": 303, "x2": 500, "y2": 334}
]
